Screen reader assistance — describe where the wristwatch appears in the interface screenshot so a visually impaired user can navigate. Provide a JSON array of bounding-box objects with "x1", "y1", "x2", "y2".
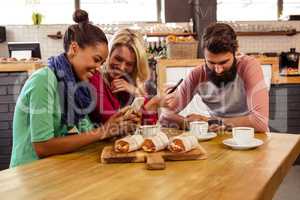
[{"x1": 208, "y1": 118, "x2": 232, "y2": 131}]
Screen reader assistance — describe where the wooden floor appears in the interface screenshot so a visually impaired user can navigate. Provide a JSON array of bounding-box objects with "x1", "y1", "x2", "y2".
[{"x1": 274, "y1": 166, "x2": 300, "y2": 200}]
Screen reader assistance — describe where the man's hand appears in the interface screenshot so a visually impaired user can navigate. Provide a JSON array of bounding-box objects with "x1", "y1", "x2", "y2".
[
  {"x1": 158, "y1": 83, "x2": 179, "y2": 109},
  {"x1": 209, "y1": 124, "x2": 226, "y2": 133},
  {"x1": 186, "y1": 113, "x2": 209, "y2": 122},
  {"x1": 143, "y1": 83, "x2": 177, "y2": 111},
  {"x1": 207, "y1": 118, "x2": 229, "y2": 134}
]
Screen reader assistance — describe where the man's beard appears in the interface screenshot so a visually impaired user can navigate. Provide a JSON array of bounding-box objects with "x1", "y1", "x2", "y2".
[{"x1": 206, "y1": 58, "x2": 237, "y2": 88}]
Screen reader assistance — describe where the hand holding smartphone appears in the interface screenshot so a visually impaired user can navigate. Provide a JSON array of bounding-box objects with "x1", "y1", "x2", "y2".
[{"x1": 131, "y1": 97, "x2": 144, "y2": 112}]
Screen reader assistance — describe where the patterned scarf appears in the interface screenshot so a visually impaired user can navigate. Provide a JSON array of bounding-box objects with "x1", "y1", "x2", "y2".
[{"x1": 48, "y1": 53, "x2": 94, "y2": 127}]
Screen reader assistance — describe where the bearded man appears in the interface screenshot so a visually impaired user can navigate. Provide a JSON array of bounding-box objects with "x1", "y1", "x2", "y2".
[{"x1": 161, "y1": 23, "x2": 269, "y2": 132}]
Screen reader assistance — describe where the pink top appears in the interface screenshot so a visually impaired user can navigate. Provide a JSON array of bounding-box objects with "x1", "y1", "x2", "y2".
[
  {"x1": 160, "y1": 55, "x2": 269, "y2": 132},
  {"x1": 89, "y1": 71, "x2": 158, "y2": 125}
]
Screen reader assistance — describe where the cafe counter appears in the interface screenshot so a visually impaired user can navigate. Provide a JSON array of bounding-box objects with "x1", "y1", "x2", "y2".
[
  {"x1": 259, "y1": 57, "x2": 300, "y2": 85},
  {"x1": 0, "y1": 61, "x2": 43, "y2": 73}
]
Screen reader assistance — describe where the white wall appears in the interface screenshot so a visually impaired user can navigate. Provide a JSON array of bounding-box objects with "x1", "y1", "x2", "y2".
[
  {"x1": 236, "y1": 21, "x2": 300, "y2": 54},
  {"x1": 0, "y1": 21, "x2": 300, "y2": 62},
  {"x1": 0, "y1": 25, "x2": 68, "y2": 62}
]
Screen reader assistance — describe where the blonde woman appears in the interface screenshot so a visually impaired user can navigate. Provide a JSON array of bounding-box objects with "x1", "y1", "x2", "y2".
[{"x1": 90, "y1": 28, "x2": 158, "y2": 125}]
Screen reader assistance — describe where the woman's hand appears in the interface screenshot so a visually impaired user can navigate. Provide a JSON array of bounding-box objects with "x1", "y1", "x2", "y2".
[
  {"x1": 101, "y1": 106, "x2": 141, "y2": 138},
  {"x1": 111, "y1": 79, "x2": 140, "y2": 96},
  {"x1": 143, "y1": 96, "x2": 160, "y2": 111}
]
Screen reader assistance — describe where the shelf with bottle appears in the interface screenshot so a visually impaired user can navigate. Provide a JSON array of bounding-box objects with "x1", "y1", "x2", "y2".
[{"x1": 146, "y1": 37, "x2": 168, "y2": 59}]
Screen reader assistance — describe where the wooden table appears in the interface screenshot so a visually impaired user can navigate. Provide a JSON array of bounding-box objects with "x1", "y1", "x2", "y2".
[{"x1": 0, "y1": 131, "x2": 299, "y2": 200}]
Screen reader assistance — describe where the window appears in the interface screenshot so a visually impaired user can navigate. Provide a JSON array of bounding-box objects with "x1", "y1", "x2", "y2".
[
  {"x1": 0, "y1": 0, "x2": 74, "y2": 25},
  {"x1": 217, "y1": 0, "x2": 278, "y2": 21},
  {"x1": 0, "y1": 0, "x2": 159, "y2": 25},
  {"x1": 282, "y1": 0, "x2": 300, "y2": 18},
  {"x1": 80, "y1": 0, "x2": 159, "y2": 23},
  {"x1": 33, "y1": 0, "x2": 75, "y2": 24}
]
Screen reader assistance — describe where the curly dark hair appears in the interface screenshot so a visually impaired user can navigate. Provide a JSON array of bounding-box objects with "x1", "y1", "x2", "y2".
[{"x1": 201, "y1": 23, "x2": 238, "y2": 54}]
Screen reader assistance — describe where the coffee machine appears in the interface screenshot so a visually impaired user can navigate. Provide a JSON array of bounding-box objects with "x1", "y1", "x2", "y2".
[{"x1": 279, "y1": 48, "x2": 300, "y2": 76}]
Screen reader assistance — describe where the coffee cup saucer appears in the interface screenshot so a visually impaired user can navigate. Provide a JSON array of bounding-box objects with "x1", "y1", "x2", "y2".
[
  {"x1": 222, "y1": 138, "x2": 264, "y2": 150},
  {"x1": 193, "y1": 132, "x2": 217, "y2": 141}
]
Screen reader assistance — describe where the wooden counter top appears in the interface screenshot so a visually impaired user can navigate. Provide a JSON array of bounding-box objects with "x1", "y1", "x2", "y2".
[
  {"x1": 0, "y1": 62, "x2": 44, "y2": 73},
  {"x1": 262, "y1": 57, "x2": 300, "y2": 85},
  {"x1": 0, "y1": 130, "x2": 299, "y2": 200}
]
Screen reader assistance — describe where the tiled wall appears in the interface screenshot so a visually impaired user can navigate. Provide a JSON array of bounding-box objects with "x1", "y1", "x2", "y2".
[
  {"x1": 1, "y1": 21, "x2": 300, "y2": 62},
  {"x1": 236, "y1": 21, "x2": 300, "y2": 54},
  {"x1": 1, "y1": 25, "x2": 68, "y2": 62},
  {"x1": 0, "y1": 72, "x2": 28, "y2": 170}
]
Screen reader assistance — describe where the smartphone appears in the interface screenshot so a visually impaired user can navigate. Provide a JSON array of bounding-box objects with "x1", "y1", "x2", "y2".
[{"x1": 131, "y1": 97, "x2": 144, "y2": 112}]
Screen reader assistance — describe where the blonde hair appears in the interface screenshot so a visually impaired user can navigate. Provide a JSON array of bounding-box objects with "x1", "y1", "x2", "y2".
[{"x1": 106, "y1": 28, "x2": 149, "y2": 84}]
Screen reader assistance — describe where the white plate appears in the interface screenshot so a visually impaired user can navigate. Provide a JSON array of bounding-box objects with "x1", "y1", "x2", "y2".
[
  {"x1": 195, "y1": 132, "x2": 217, "y2": 141},
  {"x1": 223, "y1": 138, "x2": 264, "y2": 150}
]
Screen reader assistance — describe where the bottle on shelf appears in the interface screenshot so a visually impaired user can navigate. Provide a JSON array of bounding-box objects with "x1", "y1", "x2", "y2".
[
  {"x1": 145, "y1": 37, "x2": 169, "y2": 59},
  {"x1": 146, "y1": 42, "x2": 154, "y2": 58},
  {"x1": 157, "y1": 38, "x2": 167, "y2": 59},
  {"x1": 189, "y1": 18, "x2": 194, "y2": 33},
  {"x1": 153, "y1": 41, "x2": 159, "y2": 57},
  {"x1": 161, "y1": 38, "x2": 167, "y2": 58},
  {"x1": 157, "y1": 38, "x2": 163, "y2": 54}
]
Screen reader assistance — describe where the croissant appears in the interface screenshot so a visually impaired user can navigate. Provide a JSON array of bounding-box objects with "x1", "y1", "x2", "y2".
[
  {"x1": 114, "y1": 134, "x2": 144, "y2": 153},
  {"x1": 169, "y1": 134, "x2": 199, "y2": 153},
  {"x1": 142, "y1": 132, "x2": 169, "y2": 152}
]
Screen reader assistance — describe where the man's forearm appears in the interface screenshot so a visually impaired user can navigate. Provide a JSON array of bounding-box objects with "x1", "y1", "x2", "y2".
[{"x1": 222, "y1": 114, "x2": 268, "y2": 132}]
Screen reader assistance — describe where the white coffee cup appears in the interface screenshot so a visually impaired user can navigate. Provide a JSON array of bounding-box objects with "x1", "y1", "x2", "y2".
[
  {"x1": 139, "y1": 125, "x2": 160, "y2": 137},
  {"x1": 232, "y1": 127, "x2": 255, "y2": 145},
  {"x1": 190, "y1": 121, "x2": 208, "y2": 137}
]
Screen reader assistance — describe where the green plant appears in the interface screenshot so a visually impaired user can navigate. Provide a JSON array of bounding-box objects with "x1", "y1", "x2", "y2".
[{"x1": 32, "y1": 12, "x2": 43, "y2": 25}]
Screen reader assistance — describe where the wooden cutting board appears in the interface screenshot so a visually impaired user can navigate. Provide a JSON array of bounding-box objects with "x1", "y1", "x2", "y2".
[{"x1": 100, "y1": 145, "x2": 208, "y2": 170}]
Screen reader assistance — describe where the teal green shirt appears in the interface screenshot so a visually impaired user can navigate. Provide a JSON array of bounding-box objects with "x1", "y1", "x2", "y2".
[{"x1": 10, "y1": 67, "x2": 94, "y2": 168}]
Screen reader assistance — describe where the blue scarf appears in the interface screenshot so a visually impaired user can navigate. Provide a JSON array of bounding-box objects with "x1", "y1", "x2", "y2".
[{"x1": 48, "y1": 53, "x2": 93, "y2": 127}]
